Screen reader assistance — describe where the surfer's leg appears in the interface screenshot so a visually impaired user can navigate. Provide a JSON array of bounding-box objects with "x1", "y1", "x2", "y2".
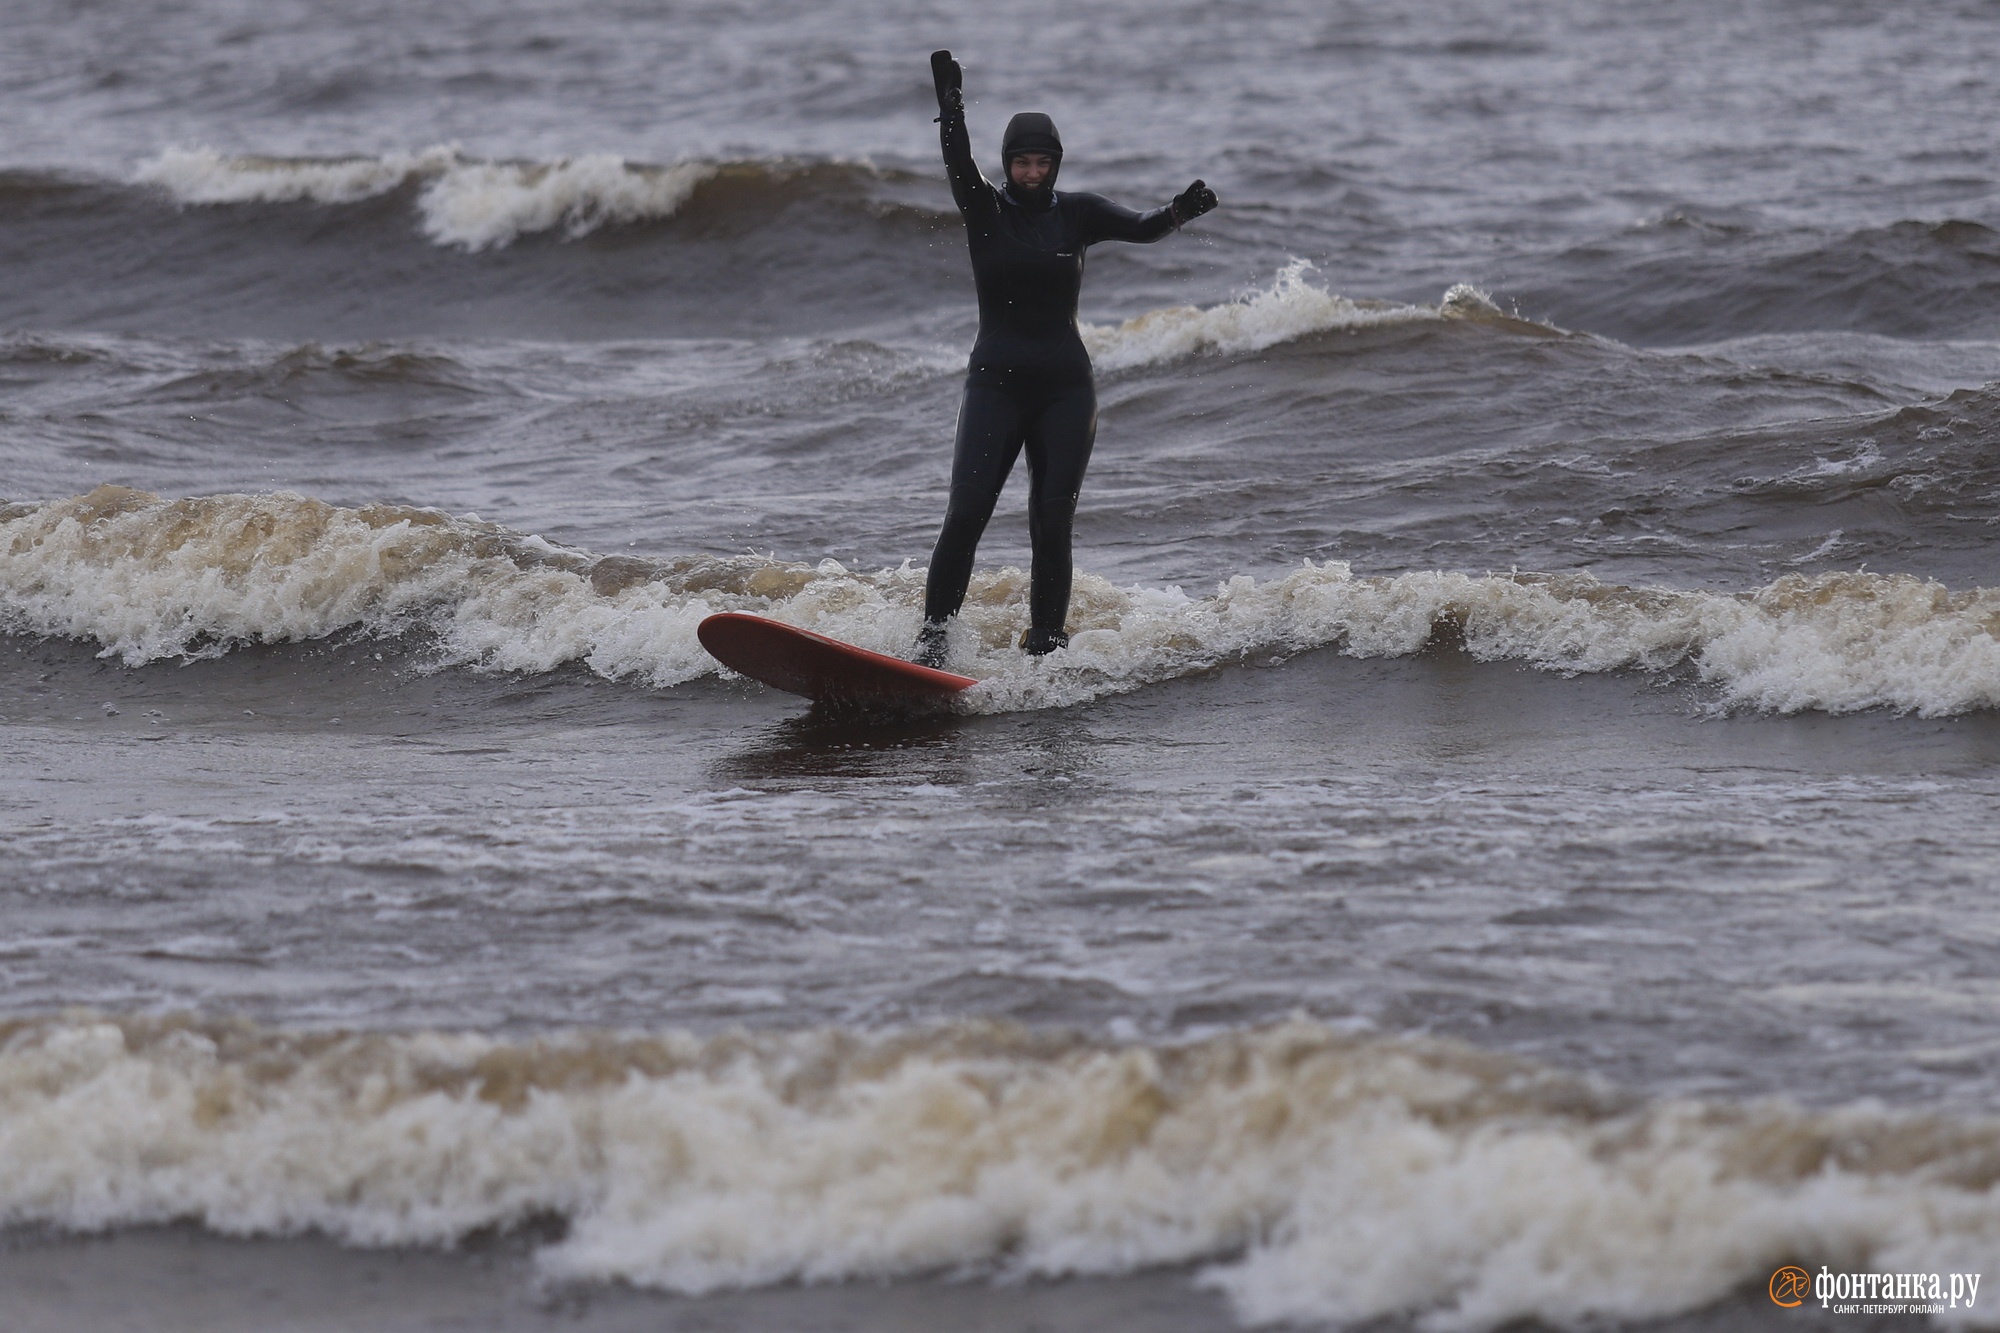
[
  {"x1": 921, "y1": 379, "x2": 1026, "y2": 654},
  {"x1": 1019, "y1": 377, "x2": 1098, "y2": 654}
]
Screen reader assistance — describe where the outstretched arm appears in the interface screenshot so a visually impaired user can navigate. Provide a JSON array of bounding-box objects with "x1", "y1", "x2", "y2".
[
  {"x1": 932, "y1": 50, "x2": 994, "y2": 221},
  {"x1": 1076, "y1": 195, "x2": 1176, "y2": 245},
  {"x1": 1076, "y1": 179, "x2": 1220, "y2": 246}
]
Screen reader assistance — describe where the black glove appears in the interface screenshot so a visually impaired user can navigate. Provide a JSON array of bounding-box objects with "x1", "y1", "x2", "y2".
[
  {"x1": 931, "y1": 50, "x2": 963, "y2": 114},
  {"x1": 1171, "y1": 179, "x2": 1218, "y2": 226}
]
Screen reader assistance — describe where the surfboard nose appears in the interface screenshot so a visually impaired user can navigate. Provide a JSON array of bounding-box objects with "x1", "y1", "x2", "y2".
[{"x1": 698, "y1": 613, "x2": 977, "y2": 705}]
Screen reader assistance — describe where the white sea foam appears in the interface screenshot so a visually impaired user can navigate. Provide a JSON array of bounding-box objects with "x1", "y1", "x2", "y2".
[
  {"x1": 135, "y1": 145, "x2": 460, "y2": 206},
  {"x1": 6, "y1": 487, "x2": 2000, "y2": 716},
  {"x1": 1083, "y1": 262, "x2": 1520, "y2": 370},
  {"x1": 413, "y1": 155, "x2": 717, "y2": 250},
  {"x1": 0, "y1": 1013, "x2": 1996, "y2": 1329},
  {"x1": 136, "y1": 146, "x2": 718, "y2": 249}
]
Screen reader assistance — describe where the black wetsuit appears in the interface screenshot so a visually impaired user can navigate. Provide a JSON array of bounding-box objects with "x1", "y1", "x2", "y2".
[{"x1": 923, "y1": 104, "x2": 1178, "y2": 651}]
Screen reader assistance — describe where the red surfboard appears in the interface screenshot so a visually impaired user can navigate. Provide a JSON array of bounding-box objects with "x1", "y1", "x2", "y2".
[{"x1": 697, "y1": 612, "x2": 976, "y2": 706}]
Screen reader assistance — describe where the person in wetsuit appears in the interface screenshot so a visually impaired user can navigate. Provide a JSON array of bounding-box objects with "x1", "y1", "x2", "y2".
[{"x1": 916, "y1": 49, "x2": 1217, "y2": 664}]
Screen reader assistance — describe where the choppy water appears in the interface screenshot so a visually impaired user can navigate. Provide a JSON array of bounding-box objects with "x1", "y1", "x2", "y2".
[{"x1": 4, "y1": 1, "x2": 2000, "y2": 1328}]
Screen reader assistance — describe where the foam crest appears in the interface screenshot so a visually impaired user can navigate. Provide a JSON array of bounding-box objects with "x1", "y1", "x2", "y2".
[
  {"x1": 136, "y1": 145, "x2": 459, "y2": 206},
  {"x1": 136, "y1": 146, "x2": 718, "y2": 249},
  {"x1": 414, "y1": 156, "x2": 717, "y2": 251},
  {"x1": 1082, "y1": 262, "x2": 1515, "y2": 370},
  {"x1": 6, "y1": 487, "x2": 2000, "y2": 716},
  {"x1": 0, "y1": 486, "x2": 779, "y2": 687},
  {"x1": 1, "y1": 1013, "x2": 1996, "y2": 1329},
  {"x1": 947, "y1": 564, "x2": 2000, "y2": 717}
]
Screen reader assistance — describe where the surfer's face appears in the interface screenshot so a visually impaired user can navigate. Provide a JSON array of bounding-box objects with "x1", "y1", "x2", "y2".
[{"x1": 1008, "y1": 153, "x2": 1054, "y2": 190}]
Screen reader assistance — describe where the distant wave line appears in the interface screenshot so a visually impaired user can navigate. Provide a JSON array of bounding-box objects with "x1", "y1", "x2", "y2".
[{"x1": 133, "y1": 146, "x2": 930, "y2": 250}]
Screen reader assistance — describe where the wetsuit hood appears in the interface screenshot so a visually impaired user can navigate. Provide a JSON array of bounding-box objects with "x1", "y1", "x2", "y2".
[{"x1": 1001, "y1": 111, "x2": 1063, "y2": 208}]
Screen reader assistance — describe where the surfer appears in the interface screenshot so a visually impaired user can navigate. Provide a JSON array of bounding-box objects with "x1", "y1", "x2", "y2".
[{"x1": 916, "y1": 49, "x2": 1217, "y2": 665}]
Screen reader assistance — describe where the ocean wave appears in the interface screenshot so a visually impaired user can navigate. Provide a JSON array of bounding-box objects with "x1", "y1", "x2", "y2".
[
  {"x1": 5, "y1": 486, "x2": 2000, "y2": 716},
  {"x1": 1082, "y1": 263, "x2": 1539, "y2": 370},
  {"x1": 133, "y1": 147, "x2": 911, "y2": 251},
  {"x1": 1534, "y1": 215, "x2": 2000, "y2": 345},
  {"x1": 0, "y1": 1012, "x2": 1995, "y2": 1329}
]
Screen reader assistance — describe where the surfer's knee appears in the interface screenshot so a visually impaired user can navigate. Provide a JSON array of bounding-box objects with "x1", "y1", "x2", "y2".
[
  {"x1": 1026, "y1": 493, "x2": 1078, "y2": 546},
  {"x1": 944, "y1": 482, "x2": 1003, "y2": 528}
]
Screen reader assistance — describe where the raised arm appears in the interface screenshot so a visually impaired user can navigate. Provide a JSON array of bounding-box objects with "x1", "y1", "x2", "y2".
[
  {"x1": 1077, "y1": 179, "x2": 1220, "y2": 247},
  {"x1": 932, "y1": 50, "x2": 995, "y2": 222}
]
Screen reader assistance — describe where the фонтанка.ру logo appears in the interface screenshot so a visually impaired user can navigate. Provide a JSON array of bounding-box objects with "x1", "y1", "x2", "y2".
[{"x1": 1771, "y1": 1266, "x2": 1982, "y2": 1315}]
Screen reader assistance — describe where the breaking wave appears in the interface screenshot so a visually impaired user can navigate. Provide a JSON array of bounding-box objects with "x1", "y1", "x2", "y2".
[
  {"x1": 1, "y1": 1012, "x2": 1996, "y2": 1329},
  {"x1": 134, "y1": 146, "x2": 911, "y2": 250},
  {"x1": 1083, "y1": 263, "x2": 1537, "y2": 370},
  {"x1": 5, "y1": 486, "x2": 2000, "y2": 716}
]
